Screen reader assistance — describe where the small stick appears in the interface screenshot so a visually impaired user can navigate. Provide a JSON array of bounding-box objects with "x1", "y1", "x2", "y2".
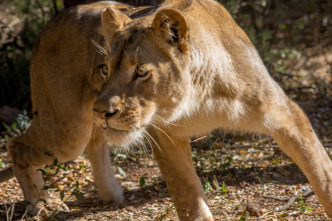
[{"x1": 263, "y1": 190, "x2": 314, "y2": 211}]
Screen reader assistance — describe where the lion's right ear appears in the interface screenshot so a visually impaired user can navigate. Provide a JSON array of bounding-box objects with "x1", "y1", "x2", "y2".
[
  {"x1": 151, "y1": 9, "x2": 189, "y2": 52},
  {"x1": 101, "y1": 6, "x2": 131, "y2": 43}
]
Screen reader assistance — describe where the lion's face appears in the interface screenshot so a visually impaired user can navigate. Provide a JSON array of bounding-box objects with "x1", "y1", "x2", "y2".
[{"x1": 93, "y1": 7, "x2": 190, "y2": 146}]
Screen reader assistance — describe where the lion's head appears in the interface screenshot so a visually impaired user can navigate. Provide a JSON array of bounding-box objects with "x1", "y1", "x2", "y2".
[{"x1": 93, "y1": 6, "x2": 191, "y2": 146}]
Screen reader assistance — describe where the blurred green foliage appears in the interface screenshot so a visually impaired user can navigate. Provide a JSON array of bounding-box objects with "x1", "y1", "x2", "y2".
[
  {"x1": 0, "y1": 0, "x2": 331, "y2": 111},
  {"x1": 3, "y1": 110, "x2": 30, "y2": 138},
  {"x1": 220, "y1": 0, "x2": 332, "y2": 54}
]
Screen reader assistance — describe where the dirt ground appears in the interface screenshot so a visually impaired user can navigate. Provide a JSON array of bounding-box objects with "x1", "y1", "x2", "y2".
[{"x1": 0, "y1": 35, "x2": 332, "y2": 221}]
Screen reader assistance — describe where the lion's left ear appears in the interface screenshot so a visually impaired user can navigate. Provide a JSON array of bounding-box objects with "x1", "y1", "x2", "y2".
[
  {"x1": 151, "y1": 9, "x2": 189, "y2": 52},
  {"x1": 101, "y1": 6, "x2": 132, "y2": 43}
]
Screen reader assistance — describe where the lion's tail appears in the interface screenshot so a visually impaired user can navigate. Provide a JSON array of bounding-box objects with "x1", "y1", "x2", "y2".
[{"x1": 0, "y1": 166, "x2": 14, "y2": 183}]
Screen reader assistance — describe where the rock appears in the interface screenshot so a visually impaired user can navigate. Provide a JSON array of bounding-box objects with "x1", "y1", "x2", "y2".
[{"x1": 0, "y1": 105, "x2": 22, "y2": 125}]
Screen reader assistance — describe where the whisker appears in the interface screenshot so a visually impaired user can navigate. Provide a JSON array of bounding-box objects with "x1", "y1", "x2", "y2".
[
  {"x1": 143, "y1": 133, "x2": 153, "y2": 150},
  {"x1": 141, "y1": 142, "x2": 149, "y2": 158},
  {"x1": 149, "y1": 123, "x2": 175, "y2": 147},
  {"x1": 133, "y1": 132, "x2": 149, "y2": 158},
  {"x1": 153, "y1": 114, "x2": 185, "y2": 128},
  {"x1": 91, "y1": 39, "x2": 108, "y2": 56},
  {"x1": 143, "y1": 133, "x2": 156, "y2": 157},
  {"x1": 116, "y1": 126, "x2": 147, "y2": 157},
  {"x1": 123, "y1": 144, "x2": 132, "y2": 156},
  {"x1": 143, "y1": 131, "x2": 165, "y2": 156}
]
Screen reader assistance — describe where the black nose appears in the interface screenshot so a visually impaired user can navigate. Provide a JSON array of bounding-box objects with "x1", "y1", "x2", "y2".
[{"x1": 94, "y1": 108, "x2": 119, "y2": 119}]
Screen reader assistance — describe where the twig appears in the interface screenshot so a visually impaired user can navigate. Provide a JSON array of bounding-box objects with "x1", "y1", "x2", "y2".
[
  {"x1": 20, "y1": 207, "x2": 28, "y2": 220},
  {"x1": 191, "y1": 136, "x2": 207, "y2": 143},
  {"x1": 10, "y1": 203, "x2": 14, "y2": 221},
  {"x1": 4, "y1": 203, "x2": 15, "y2": 221},
  {"x1": 263, "y1": 190, "x2": 314, "y2": 211},
  {"x1": 259, "y1": 211, "x2": 273, "y2": 218}
]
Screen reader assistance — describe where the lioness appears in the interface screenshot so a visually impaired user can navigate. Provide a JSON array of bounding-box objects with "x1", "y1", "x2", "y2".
[
  {"x1": 0, "y1": 1, "x2": 155, "y2": 215},
  {"x1": 95, "y1": 0, "x2": 332, "y2": 220},
  {"x1": 1, "y1": 0, "x2": 332, "y2": 220}
]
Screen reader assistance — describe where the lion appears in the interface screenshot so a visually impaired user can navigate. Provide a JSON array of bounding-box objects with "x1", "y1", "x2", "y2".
[
  {"x1": 1, "y1": 0, "x2": 332, "y2": 220},
  {"x1": 0, "y1": 1, "x2": 156, "y2": 216},
  {"x1": 93, "y1": 0, "x2": 332, "y2": 220}
]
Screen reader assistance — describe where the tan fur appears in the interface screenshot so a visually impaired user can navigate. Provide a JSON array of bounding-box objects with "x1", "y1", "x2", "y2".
[
  {"x1": 2, "y1": 1, "x2": 154, "y2": 215},
  {"x1": 2, "y1": 0, "x2": 332, "y2": 219},
  {"x1": 96, "y1": 0, "x2": 332, "y2": 220}
]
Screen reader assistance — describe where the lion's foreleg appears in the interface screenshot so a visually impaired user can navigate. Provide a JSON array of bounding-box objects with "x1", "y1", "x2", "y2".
[
  {"x1": 149, "y1": 128, "x2": 214, "y2": 221},
  {"x1": 85, "y1": 130, "x2": 124, "y2": 203}
]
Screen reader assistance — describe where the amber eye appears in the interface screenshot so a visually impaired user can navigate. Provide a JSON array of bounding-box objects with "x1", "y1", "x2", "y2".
[
  {"x1": 133, "y1": 65, "x2": 150, "y2": 80},
  {"x1": 98, "y1": 64, "x2": 108, "y2": 79}
]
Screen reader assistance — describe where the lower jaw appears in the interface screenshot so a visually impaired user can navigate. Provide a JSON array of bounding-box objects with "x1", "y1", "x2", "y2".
[{"x1": 101, "y1": 127, "x2": 144, "y2": 147}]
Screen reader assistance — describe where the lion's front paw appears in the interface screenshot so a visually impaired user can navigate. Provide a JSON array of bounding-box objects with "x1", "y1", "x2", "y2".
[
  {"x1": 47, "y1": 198, "x2": 70, "y2": 212},
  {"x1": 98, "y1": 183, "x2": 124, "y2": 204},
  {"x1": 28, "y1": 198, "x2": 69, "y2": 217}
]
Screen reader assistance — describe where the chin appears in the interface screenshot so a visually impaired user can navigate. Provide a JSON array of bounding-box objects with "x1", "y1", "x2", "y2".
[{"x1": 101, "y1": 127, "x2": 145, "y2": 149}]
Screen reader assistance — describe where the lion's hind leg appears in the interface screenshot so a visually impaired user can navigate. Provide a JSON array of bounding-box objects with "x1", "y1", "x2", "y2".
[
  {"x1": 85, "y1": 129, "x2": 124, "y2": 204},
  {"x1": 7, "y1": 135, "x2": 69, "y2": 216},
  {"x1": 259, "y1": 97, "x2": 332, "y2": 216}
]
